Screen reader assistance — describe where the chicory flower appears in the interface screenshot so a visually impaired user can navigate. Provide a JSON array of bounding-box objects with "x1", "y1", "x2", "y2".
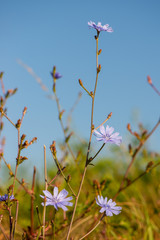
[{"x1": 40, "y1": 187, "x2": 73, "y2": 211}]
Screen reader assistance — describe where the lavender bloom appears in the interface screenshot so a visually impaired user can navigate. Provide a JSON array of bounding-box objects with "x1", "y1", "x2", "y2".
[
  {"x1": 94, "y1": 125, "x2": 122, "y2": 146},
  {"x1": 96, "y1": 195, "x2": 122, "y2": 216},
  {"x1": 40, "y1": 187, "x2": 73, "y2": 211},
  {"x1": 0, "y1": 194, "x2": 14, "y2": 202},
  {"x1": 88, "y1": 21, "x2": 113, "y2": 33},
  {"x1": 50, "y1": 71, "x2": 62, "y2": 79}
]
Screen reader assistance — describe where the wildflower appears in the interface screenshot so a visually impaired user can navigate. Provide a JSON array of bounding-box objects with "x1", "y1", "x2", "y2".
[
  {"x1": 88, "y1": 21, "x2": 113, "y2": 33},
  {"x1": 96, "y1": 195, "x2": 122, "y2": 216},
  {"x1": 0, "y1": 194, "x2": 14, "y2": 202},
  {"x1": 50, "y1": 71, "x2": 62, "y2": 79},
  {"x1": 40, "y1": 187, "x2": 73, "y2": 211},
  {"x1": 93, "y1": 125, "x2": 122, "y2": 146}
]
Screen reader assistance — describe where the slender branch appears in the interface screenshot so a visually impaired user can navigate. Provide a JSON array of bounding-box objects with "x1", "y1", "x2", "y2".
[
  {"x1": 42, "y1": 145, "x2": 47, "y2": 239},
  {"x1": 79, "y1": 214, "x2": 105, "y2": 240},
  {"x1": 12, "y1": 200, "x2": 19, "y2": 238},
  {"x1": 147, "y1": 76, "x2": 160, "y2": 96},
  {"x1": 31, "y1": 166, "x2": 36, "y2": 236},
  {"x1": 0, "y1": 109, "x2": 16, "y2": 128},
  {"x1": 0, "y1": 223, "x2": 9, "y2": 240},
  {"x1": 50, "y1": 149, "x2": 76, "y2": 197},
  {"x1": 78, "y1": 80, "x2": 93, "y2": 97},
  {"x1": 94, "y1": 112, "x2": 112, "y2": 131},
  {"x1": 0, "y1": 72, "x2": 5, "y2": 95},
  {"x1": 90, "y1": 143, "x2": 105, "y2": 162},
  {"x1": 66, "y1": 31, "x2": 100, "y2": 240},
  {"x1": 54, "y1": 89, "x2": 76, "y2": 161},
  {"x1": 119, "y1": 161, "x2": 160, "y2": 193},
  {"x1": 2, "y1": 156, "x2": 33, "y2": 196},
  {"x1": 12, "y1": 128, "x2": 20, "y2": 194},
  {"x1": 113, "y1": 119, "x2": 160, "y2": 200}
]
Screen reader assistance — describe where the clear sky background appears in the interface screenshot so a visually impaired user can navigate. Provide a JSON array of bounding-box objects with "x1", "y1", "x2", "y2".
[{"x1": 0, "y1": 1, "x2": 160, "y2": 176}]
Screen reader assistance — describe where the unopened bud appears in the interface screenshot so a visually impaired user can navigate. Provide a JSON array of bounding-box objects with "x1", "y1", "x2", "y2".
[
  {"x1": 0, "y1": 122, "x2": 4, "y2": 131},
  {"x1": 50, "y1": 141, "x2": 57, "y2": 157},
  {"x1": 146, "y1": 161, "x2": 154, "y2": 172},
  {"x1": 147, "y1": 76, "x2": 152, "y2": 85},
  {"x1": 21, "y1": 134, "x2": 26, "y2": 141},
  {"x1": 53, "y1": 83, "x2": 56, "y2": 93},
  {"x1": 0, "y1": 97, "x2": 3, "y2": 106},
  {"x1": 78, "y1": 79, "x2": 83, "y2": 86},
  {"x1": 23, "y1": 107, "x2": 27, "y2": 115},
  {"x1": 108, "y1": 112, "x2": 112, "y2": 119},
  {"x1": 59, "y1": 110, "x2": 65, "y2": 120},
  {"x1": 0, "y1": 72, "x2": 4, "y2": 78},
  {"x1": 65, "y1": 132, "x2": 73, "y2": 143},
  {"x1": 98, "y1": 49, "x2": 102, "y2": 55},
  {"x1": 15, "y1": 119, "x2": 21, "y2": 129},
  {"x1": 0, "y1": 107, "x2": 3, "y2": 113},
  {"x1": 97, "y1": 64, "x2": 101, "y2": 73},
  {"x1": 127, "y1": 123, "x2": 131, "y2": 131},
  {"x1": 67, "y1": 175, "x2": 71, "y2": 182},
  {"x1": 128, "y1": 144, "x2": 132, "y2": 155},
  {"x1": 30, "y1": 137, "x2": 37, "y2": 145}
]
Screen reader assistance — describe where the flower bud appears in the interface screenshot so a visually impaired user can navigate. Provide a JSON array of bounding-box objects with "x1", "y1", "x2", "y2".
[
  {"x1": 15, "y1": 119, "x2": 21, "y2": 129},
  {"x1": 147, "y1": 75, "x2": 152, "y2": 85},
  {"x1": 0, "y1": 72, "x2": 4, "y2": 78},
  {"x1": 98, "y1": 49, "x2": 102, "y2": 55},
  {"x1": 78, "y1": 79, "x2": 83, "y2": 86},
  {"x1": 127, "y1": 123, "x2": 131, "y2": 131},
  {"x1": 59, "y1": 110, "x2": 65, "y2": 120},
  {"x1": 97, "y1": 64, "x2": 101, "y2": 73}
]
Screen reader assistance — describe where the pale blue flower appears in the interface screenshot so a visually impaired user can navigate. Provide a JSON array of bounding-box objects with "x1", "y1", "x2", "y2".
[
  {"x1": 88, "y1": 21, "x2": 113, "y2": 32},
  {"x1": 94, "y1": 125, "x2": 122, "y2": 146},
  {"x1": 96, "y1": 195, "x2": 122, "y2": 216},
  {"x1": 0, "y1": 194, "x2": 14, "y2": 202},
  {"x1": 40, "y1": 187, "x2": 73, "y2": 211}
]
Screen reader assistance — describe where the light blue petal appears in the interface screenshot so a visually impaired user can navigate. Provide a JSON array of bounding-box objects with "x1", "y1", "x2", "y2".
[
  {"x1": 43, "y1": 190, "x2": 53, "y2": 199},
  {"x1": 58, "y1": 203, "x2": 68, "y2": 211},
  {"x1": 54, "y1": 187, "x2": 58, "y2": 198},
  {"x1": 106, "y1": 210, "x2": 113, "y2": 216},
  {"x1": 100, "y1": 207, "x2": 106, "y2": 213},
  {"x1": 94, "y1": 129, "x2": 102, "y2": 137},
  {"x1": 58, "y1": 189, "x2": 68, "y2": 199},
  {"x1": 100, "y1": 125, "x2": 106, "y2": 135}
]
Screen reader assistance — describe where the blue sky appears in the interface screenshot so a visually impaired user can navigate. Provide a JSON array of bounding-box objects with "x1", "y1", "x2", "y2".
[{"x1": 0, "y1": 1, "x2": 160, "y2": 175}]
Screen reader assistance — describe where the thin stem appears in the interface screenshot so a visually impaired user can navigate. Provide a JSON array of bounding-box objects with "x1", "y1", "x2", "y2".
[
  {"x1": 0, "y1": 73, "x2": 5, "y2": 95},
  {"x1": 43, "y1": 145, "x2": 47, "y2": 239},
  {"x1": 118, "y1": 161, "x2": 160, "y2": 193},
  {"x1": 0, "y1": 110, "x2": 16, "y2": 128},
  {"x1": 2, "y1": 155, "x2": 32, "y2": 195},
  {"x1": 94, "y1": 112, "x2": 112, "y2": 131},
  {"x1": 50, "y1": 150, "x2": 76, "y2": 197},
  {"x1": 8, "y1": 208, "x2": 12, "y2": 240},
  {"x1": 91, "y1": 143, "x2": 105, "y2": 162},
  {"x1": 12, "y1": 200, "x2": 19, "y2": 239},
  {"x1": 66, "y1": 32, "x2": 100, "y2": 240},
  {"x1": 79, "y1": 83, "x2": 93, "y2": 97},
  {"x1": 113, "y1": 119, "x2": 160, "y2": 200},
  {"x1": 0, "y1": 223, "x2": 9, "y2": 240},
  {"x1": 66, "y1": 166, "x2": 87, "y2": 240},
  {"x1": 31, "y1": 166, "x2": 36, "y2": 236},
  {"x1": 54, "y1": 90, "x2": 76, "y2": 161},
  {"x1": 79, "y1": 214, "x2": 104, "y2": 240},
  {"x1": 12, "y1": 128, "x2": 20, "y2": 195}
]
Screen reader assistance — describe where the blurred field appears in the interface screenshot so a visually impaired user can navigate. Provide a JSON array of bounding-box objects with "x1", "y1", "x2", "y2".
[{"x1": 0, "y1": 144, "x2": 160, "y2": 239}]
